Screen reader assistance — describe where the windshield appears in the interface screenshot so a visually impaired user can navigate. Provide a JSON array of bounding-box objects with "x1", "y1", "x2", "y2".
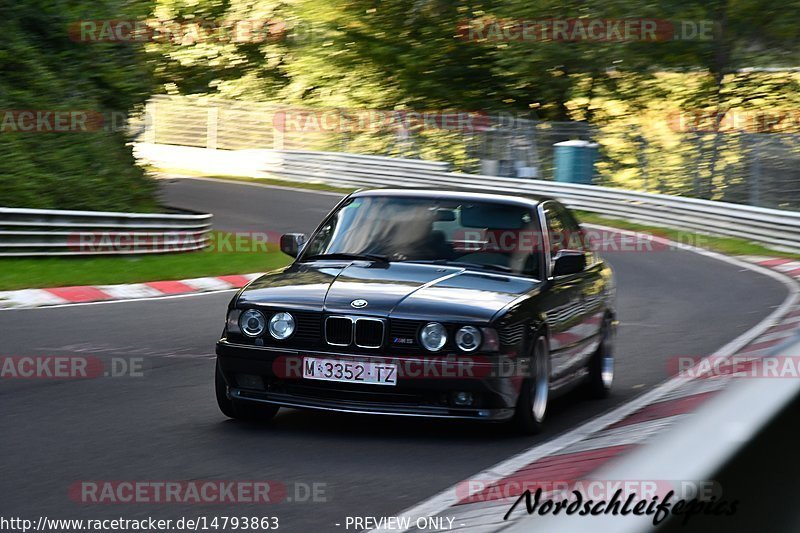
[{"x1": 299, "y1": 195, "x2": 542, "y2": 278}]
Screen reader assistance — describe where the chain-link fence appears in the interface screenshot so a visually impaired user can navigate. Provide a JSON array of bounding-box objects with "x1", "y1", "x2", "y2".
[{"x1": 135, "y1": 95, "x2": 800, "y2": 209}]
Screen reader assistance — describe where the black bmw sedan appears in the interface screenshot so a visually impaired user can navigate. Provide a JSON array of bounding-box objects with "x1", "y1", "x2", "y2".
[{"x1": 215, "y1": 189, "x2": 616, "y2": 433}]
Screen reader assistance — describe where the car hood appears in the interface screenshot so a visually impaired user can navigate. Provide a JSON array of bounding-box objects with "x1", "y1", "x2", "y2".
[{"x1": 237, "y1": 261, "x2": 540, "y2": 323}]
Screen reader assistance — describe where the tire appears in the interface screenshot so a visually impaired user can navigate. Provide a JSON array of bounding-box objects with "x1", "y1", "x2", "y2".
[
  {"x1": 215, "y1": 361, "x2": 280, "y2": 422},
  {"x1": 587, "y1": 315, "x2": 615, "y2": 399},
  {"x1": 512, "y1": 335, "x2": 550, "y2": 435}
]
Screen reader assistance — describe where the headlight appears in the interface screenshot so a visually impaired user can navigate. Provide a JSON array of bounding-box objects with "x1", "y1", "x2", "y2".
[
  {"x1": 269, "y1": 312, "x2": 296, "y2": 340},
  {"x1": 456, "y1": 326, "x2": 482, "y2": 352},
  {"x1": 420, "y1": 322, "x2": 447, "y2": 352},
  {"x1": 239, "y1": 309, "x2": 266, "y2": 337}
]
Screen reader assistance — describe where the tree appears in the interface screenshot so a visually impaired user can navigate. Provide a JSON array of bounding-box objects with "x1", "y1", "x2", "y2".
[{"x1": 0, "y1": 0, "x2": 157, "y2": 211}]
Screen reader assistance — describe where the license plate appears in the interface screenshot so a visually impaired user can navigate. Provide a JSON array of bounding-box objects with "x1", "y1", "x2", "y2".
[{"x1": 302, "y1": 357, "x2": 397, "y2": 386}]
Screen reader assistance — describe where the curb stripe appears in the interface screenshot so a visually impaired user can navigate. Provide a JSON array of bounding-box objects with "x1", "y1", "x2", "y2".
[
  {"x1": 46, "y1": 286, "x2": 113, "y2": 303},
  {"x1": 0, "y1": 289, "x2": 69, "y2": 308},
  {"x1": 758, "y1": 258, "x2": 793, "y2": 268},
  {"x1": 458, "y1": 445, "x2": 635, "y2": 505},
  {"x1": 218, "y1": 274, "x2": 253, "y2": 287},
  {"x1": 144, "y1": 280, "x2": 195, "y2": 294},
  {"x1": 738, "y1": 336, "x2": 790, "y2": 354},
  {"x1": 95, "y1": 283, "x2": 166, "y2": 300},
  {"x1": 773, "y1": 261, "x2": 800, "y2": 273},
  {"x1": 764, "y1": 321, "x2": 800, "y2": 334},
  {"x1": 181, "y1": 277, "x2": 235, "y2": 291},
  {"x1": 0, "y1": 273, "x2": 264, "y2": 310},
  {"x1": 606, "y1": 391, "x2": 717, "y2": 429}
]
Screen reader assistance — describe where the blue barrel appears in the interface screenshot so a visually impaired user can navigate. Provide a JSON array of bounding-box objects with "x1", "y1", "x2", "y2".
[{"x1": 554, "y1": 140, "x2": 598, "y2": 184}]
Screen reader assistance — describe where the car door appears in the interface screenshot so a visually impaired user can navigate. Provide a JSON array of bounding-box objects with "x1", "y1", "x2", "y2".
[
  {"x1": 552, "y1": 202, "x2": 605, "y2": 368},
  {"x1": 539, "y1": 201, "x2": 589, "y2": 384}
]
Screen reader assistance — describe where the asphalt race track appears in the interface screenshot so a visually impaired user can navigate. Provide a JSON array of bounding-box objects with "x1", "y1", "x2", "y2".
[{"x1": 0, "y1": 177, "x2": 789, "y2": 532}]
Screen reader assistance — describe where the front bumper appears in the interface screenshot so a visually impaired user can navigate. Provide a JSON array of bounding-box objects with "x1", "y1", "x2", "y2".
[{"x1": 216, "y1": 339, "x2": 526, "y2": 421}]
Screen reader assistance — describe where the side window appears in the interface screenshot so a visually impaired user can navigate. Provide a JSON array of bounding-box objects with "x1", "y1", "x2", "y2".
[
  {"x1": 543, "y1": 203, "x2": 565, "y2": 260},
  {"x1": 303, "y1": 221, "x2": 334, "y2": 256},
  {"x1": 545, "y1": 202, "x2": 585, "y2": 254},
  {"x1": 560, "y1": 205, "x2": 586, "y2": 250}
]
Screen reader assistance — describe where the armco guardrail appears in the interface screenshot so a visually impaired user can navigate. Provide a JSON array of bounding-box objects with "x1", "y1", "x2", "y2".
[
  {"x1": 257, "y1": 150, "x2": 800, "y2": 253},
  {"x1": 0, "y1": 206, "x2": 213, "y2": 257}
]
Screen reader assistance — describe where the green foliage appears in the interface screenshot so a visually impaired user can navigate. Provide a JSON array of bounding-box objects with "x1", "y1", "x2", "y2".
[
  {"x1": 5, "y1": 0, "x2": 800, "y2": 210},
  {"x1": 0, "y1": 1, "x2": 157, "y2": 211},
  {"x1": 575, "y1": 210, "x2": 800, "y2": 260},
  {"x1": 0, "y1": 231, "x2": 290, "y2": 290},
  {"x1": 143, "y1": 0, "x2": 800, "y2": 199}
]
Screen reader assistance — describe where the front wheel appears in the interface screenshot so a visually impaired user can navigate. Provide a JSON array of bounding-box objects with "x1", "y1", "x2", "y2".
[
  {"x1": 587, "y1": 316, "x2": 615, "y2": 399},
  {"x1": 215, "y1": 361, "x2": 280, "y2": 422},
  {"x1": 512, "y1": 335, "x2": 550, "y2": 435}
]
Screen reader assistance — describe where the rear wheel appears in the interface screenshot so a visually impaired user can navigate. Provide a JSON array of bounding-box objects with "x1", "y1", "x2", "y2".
[
  {"x1": 587, "y1": 316, "x2": 615, "y2": 399},
  {"x1": 215, "y1": 361, "x2": 279, "y2": 422},
  {"x1": 512, "y1": 335, "x2": 550, "y2": 435}
]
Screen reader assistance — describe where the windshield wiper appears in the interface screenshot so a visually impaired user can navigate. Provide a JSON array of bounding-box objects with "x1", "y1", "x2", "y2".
[
  {"x1": 404, "y1": 259, "x2": 513, "y2": 273},
  {"x1": 301, "y1": 252, "x2": 390, "y2": 263}
]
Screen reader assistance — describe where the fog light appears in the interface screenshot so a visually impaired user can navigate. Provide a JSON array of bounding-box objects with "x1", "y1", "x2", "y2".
[
  {"x1": 452, "y1": 391, "x2": 474, "y2": 406},
  {"x1": 237, "y1": 374, "x2": 265, "y2": 391}
]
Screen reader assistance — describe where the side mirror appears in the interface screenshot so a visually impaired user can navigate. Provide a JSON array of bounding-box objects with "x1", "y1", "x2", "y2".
[
  {"x1": 280, "y1": 233, "x2": 307, "y2": 258},
  {"x1": 552, "y1": 250, "x2": 586, "y2": 277}
]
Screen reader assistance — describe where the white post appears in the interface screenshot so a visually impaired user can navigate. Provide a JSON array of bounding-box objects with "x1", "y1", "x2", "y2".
[
  {"x1": 272, "y1": 111, "x2": 284, "y2": 150},
  {"x1": 144, "y1": 100, "x2": 156, "y2": 144},
  {"x1": 207, "y1": 106, "x2": 218, "y2": 149}
]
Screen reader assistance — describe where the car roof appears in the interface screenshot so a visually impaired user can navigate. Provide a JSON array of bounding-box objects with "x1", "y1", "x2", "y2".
[{"x1": 349, "y1": 188, "x2": 556, "y2": 209}]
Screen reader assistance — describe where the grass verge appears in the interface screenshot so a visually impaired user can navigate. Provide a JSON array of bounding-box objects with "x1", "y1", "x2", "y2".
[
  {"x1": 575, "y1": 210, "x2": 800, "y2": 260},
  {"x1": 0, "y1": 232, "x2": 291, "y2": 291}
]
